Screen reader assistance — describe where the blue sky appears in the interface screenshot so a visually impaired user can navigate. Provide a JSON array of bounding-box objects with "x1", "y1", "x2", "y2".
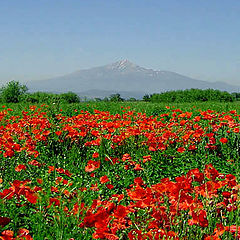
[{"x1": 0, "y1": 0, "x2": 240, "y2": 85}]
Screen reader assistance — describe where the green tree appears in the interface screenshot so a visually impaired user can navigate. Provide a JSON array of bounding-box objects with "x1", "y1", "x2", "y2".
[
  {"x1": 103, "y1": 97, "x2": 109, "y2": 102},
  {"x1": 142, "y1": 94, "x2": 150, "y2": 102},
  {"x1": 60, "y1": 92, "x2": 80, "y2": 103},
  {"x1": 128, "y1": 97, "x2": 137, "y2": 102},
  {"x1": 109, "y1": 93, "x2": 124, "y2": 102},
  {"x1": 232, "y1": 92, "x2": 240, "y2": 101},
  {"x1": 0, "y1": 80, "x2": 28, "y2": 103}
]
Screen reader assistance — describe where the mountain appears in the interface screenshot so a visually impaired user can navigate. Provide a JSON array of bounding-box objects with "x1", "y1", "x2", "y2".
[{"x1": 27, "y1": 60, "x2": 240, "y2": 99}]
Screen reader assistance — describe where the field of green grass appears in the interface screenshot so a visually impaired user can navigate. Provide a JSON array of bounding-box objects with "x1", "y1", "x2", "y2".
[
  {"x1": 0, "y1": 101, "x2": 240, "y2": 239},
  {"x1": 4, "y1": 100, "x2": 240, "y2": 115}
]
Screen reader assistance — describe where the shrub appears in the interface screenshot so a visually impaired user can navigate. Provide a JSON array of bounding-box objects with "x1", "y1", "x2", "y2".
[
  {"x1": 60, "y1": 92, "x2": 80, "y2": 103},
  {"x1": 0, "y1": 80, "x2": 28, "y2": 103},
  {"x1": 109, "y1": 93, "x2": 124, "y2": 102}
]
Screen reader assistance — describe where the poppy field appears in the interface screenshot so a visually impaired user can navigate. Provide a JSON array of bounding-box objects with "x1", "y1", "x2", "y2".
[{"x1": 0, "y1": 102, "x2": 240, "y2": 239}]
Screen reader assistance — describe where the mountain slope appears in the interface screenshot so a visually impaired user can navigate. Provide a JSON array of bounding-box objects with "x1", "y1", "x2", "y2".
[{"x1": 27, "y1": 60, "x2": 240, "y2": 97}]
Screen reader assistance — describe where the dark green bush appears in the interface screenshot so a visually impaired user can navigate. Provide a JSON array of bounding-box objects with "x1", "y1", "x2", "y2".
[
  {"x1": 0, "y1": 80, "x2": 28, "y2": 103},
  {"x1": 109, "y1": 93, "x2": 124, "y2": 102},
  {"x1": 21, "y1": 91, "x2": 80, "y2": 104},
  {"x1": 59, "y1": 92, "x2": 80, "y2": 103},
  {"x1": 232, "y1": 92, "x2": 240, "y2": 101}
]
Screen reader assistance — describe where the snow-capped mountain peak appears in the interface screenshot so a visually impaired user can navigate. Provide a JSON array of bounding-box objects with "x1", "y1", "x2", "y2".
[{"x1": 108, "y1": 59, "x2": 139, "y2": 71}]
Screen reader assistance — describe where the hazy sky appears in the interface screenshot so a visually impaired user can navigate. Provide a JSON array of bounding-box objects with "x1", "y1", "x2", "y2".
[{"x1": 0, "y1": 0, "x2": 240, "y2": 86}]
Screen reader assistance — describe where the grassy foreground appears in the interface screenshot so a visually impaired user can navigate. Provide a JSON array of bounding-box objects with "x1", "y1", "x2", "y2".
[{"x1": 0, "y1": 101, "x2": 240, "y2": 239}]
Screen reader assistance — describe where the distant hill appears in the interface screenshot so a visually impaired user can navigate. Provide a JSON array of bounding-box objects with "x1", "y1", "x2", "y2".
[{"x1": 27, "y1": 60, "x2": 240, "y2": 99}]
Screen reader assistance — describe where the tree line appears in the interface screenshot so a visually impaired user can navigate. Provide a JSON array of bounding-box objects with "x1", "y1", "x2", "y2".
[
  {"x1": 144, "y1": 89, "x2": 238, "y2": 103},
  {"x1": 0, "y1": 81, "x2": 80, "y2": 104},
  {"x1": 0, "y1": 80, "x2": 240, "y2": 103}
]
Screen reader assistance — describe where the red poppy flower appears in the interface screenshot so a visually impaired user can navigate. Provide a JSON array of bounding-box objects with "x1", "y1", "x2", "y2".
[
  {"x1": 106, "y1": 184, "x2": 114, "y2": 190},
  {"x1": 55, "y1": 131, "x2": 62, "y2": 136},
  {"x1": 177, "y1": 147, "x2": 185, "y2": 153},
  {"x1": 47, "y1": 198, "x2": 60, "y2": 208},
  {"x1": 15, "y1": 164, "x2": 26, "y2": 172},
  {"x1": 113, "y1": 205, "x2": 129, "y2": 219},
  {"x1": 25, "y1": 191, "x2": 38, "y2": 204},
  {"x1": 36, "y1": 179, "x2": 43, "y2": 184},
  {"x1": 134, "y1": 164, "x2": 143, "y2": 171},
  {"x1": 1, "y1": 230, "x2": 14, "y2": 238},
  {"x1": 219, "y1": 137, "x2": 228, "y2": 144},
  {"x1": 100, "y1": 175, "x2": 110, "y2": 184},
  {"x1": 85, "y1": 160, "x2": 100, "y2": 172},
  {"x1": 28, "y1": 160, "x2": 42, "y2": 167},
  {"x1": 92, "y1": 152, "x2": 99, "y2": 158}
]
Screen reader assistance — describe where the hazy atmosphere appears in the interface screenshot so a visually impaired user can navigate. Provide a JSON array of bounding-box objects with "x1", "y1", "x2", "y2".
[{"x1": 1, "y1": 0, "x2": 240, "y2": 86}]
